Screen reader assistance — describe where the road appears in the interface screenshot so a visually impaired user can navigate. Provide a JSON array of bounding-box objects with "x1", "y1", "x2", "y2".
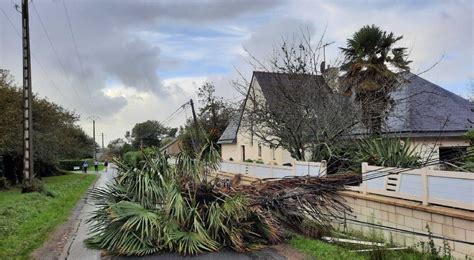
[{"x1": 61, "y1": 167, "x2": 116, "y2": 260}]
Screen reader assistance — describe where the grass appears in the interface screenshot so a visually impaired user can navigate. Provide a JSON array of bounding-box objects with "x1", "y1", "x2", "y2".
[
  {"x1": 289, "y1": 235, "x2": 436, "y2": 260},
  {"x1": 0, "y1": 173, "x2": 98, "y2": 259},
  {"x1": 290, "y1": 235, "x2": 366, "y2": 260},
  {"x1": 85, "y1": 164, "x2": 106, "y2": 172}
]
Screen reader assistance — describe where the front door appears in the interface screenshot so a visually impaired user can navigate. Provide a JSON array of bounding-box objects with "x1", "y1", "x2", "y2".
[{"x1": 241, "y1": 145, "x2": 245, "y2": 161}]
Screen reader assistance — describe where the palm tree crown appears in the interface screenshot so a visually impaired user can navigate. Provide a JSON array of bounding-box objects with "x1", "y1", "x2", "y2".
[{"x1": 340, "y1": 25, "x2": 411, "y2": 134}]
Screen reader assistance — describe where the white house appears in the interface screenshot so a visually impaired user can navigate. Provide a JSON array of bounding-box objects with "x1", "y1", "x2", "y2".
[{"x1": 218, "y1": 71, "x2": 473, "y2": 166}]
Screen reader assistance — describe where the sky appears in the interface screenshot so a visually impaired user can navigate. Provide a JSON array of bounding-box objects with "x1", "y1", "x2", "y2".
[{"x1": 0, "y1": 0, "x2": 473, "y2": 145}]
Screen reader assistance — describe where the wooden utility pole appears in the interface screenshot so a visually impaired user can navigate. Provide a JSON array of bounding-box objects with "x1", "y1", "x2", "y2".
[
  {"x1": 189, "y1": 99, "x2": 198, "y2": 127},
  {"x1": 189, "y1": 99, "x2": 199, "y2": 151},
  {"x1": 22, "y1": 0, "x2": 34, "y2": 181},
  {"x1": 92, "y1": 119, "x2": 96, "y2": 160}
]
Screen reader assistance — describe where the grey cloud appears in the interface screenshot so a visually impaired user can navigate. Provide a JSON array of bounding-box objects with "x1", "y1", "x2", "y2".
[
  {"x1": 243, "y1": 17, "x2": 316, "y2": 64},
  {"x1": 1, "y1": 0, "x2": 285, "y2": 118},
  {"x1": 100, "y1": 39, "x2": 163, "y2": 95}
]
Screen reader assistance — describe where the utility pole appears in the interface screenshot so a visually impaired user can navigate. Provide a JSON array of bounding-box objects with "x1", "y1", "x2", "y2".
[
  {"x1": 189, "y1": 99, "x2": 198, "y2": 128},
  {"x1": 189, "y1": 99, "x2": 199, "y2": 151},
  {"x1": 101, "y1": 132, "x2": 104, "y2": 150},
  {"x1": 88, "y1": 116, "x2": 100, "y2": 160},
  {"x1": 92, "y1": 119, "x2": 96, "y2": 160},
  {"x1": 22, "y1": 0, "x2": 34, "y2": 181}
]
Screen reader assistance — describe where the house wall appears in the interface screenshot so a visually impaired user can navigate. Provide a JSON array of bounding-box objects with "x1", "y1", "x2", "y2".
[
  {"x1": 338, "y1": 192, "x2": 474, "y2": 259},
  {"x1": 220, "y1": 78, "x2": 295, "y2": 165},
  {"x1": 410, "y1": 136, "x2": 469, "y2": 166},
  {"x1": 220, "y1": 130, "x2": 293, "y2": 165}
]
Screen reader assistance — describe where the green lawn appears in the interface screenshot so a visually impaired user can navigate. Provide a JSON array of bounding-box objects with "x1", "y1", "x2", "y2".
[
  {"x1": 289, "y1": 235, "x2": 435, "y2": 260},
  {"x1": 0, "y1": 173, "x2": 97, "y2": 259},
  {"x1": 86, "y1": 164, "x2": 106, "y2": 172}
]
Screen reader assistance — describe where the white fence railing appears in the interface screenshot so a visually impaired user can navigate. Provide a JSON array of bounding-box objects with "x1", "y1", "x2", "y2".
[
  {"x1": 347, "y1": 162, "x2": 474, "y2": 211},
  {"x1": 219, "y1": 160, "x2": 327, "y2": 179}
]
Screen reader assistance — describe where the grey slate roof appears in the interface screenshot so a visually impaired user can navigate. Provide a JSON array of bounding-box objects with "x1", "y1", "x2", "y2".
[
  {"x1": 217, "y1": 115, "x2": 240, "y2": 144},
  {"x1": 217, "y1": 71, "x2": 473, "y2": 144},
  {"x1": 253, "y1": 71, "x2": 329, "y2": 111},
  {"x1": 383, "y1": 73, "x2": 473, "y2": 136}
]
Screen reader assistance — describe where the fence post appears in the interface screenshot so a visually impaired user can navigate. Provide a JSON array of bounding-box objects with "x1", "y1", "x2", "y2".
[
  {"x1": 320, "y1": 160, "x2": 327, "y2": 177},
  {"x1": 270, "y1": 162, "x2": 274, "y2": 178},
  {"x1": 292, "y1": 159, "x2": 296, "y2": 176},
  {"x1": 362, "y1": 162, "x2": 368, "y2": 194},
  {"x1": 421, "y1": 167, "x2": 429, "y2": 206}
]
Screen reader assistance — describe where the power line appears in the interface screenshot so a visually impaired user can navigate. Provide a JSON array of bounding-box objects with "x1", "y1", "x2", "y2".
[
  {"x1": 31, "y1": 1, "x2": 80, "y2": 98},
  {"x1": 61, "y1": 0, "x2": 95, "y2": 113},
  {"x1": 0, "y1": 5, "x2": 68, "y2": 101}
]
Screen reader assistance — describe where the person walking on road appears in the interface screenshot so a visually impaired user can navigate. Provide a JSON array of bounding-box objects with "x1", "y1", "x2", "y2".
[
  {"x1": 104, "y1": 159, "x2": 109, "y2": 172},
  {"x1": 94, "y1": 159, "x2": 99, "y2": 172},
  {"x1": 82, "y1": 160, "x2": 89, "y2": 173}
]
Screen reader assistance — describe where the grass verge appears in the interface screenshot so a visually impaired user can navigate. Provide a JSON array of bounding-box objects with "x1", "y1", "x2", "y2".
[
  {"x1": 0, "y1": 173, "x2": 97, "y2": 259},
  {"x1": 289, "y1": 235, "x2": 433, "y2": 260}
]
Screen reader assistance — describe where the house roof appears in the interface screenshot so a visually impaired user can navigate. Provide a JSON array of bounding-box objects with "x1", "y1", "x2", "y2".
[
  {"x1": 383, "y1": 73, "x2": 473, "y2": 136},
  {"x1": 253, "y1": 71, "x2": 329, "y2": 111},
  {"x1": 217, "y1": 71, "x2": 473, "y2": 144}
]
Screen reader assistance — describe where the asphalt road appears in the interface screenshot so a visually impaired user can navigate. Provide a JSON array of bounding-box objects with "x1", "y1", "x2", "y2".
[
  {"x1": 112, "y1": 248, "x2": 287, "y2": 260},
  {"x1": 62, "y1": 167, "x2": 116, "y2": 260}
]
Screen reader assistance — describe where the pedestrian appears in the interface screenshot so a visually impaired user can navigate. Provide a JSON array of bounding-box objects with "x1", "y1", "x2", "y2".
[
  {"x1": 94, "y1": 159, "x2": 99, "y2": 172},
  {"x1": 82, "y1": 160, "x2": 88, "y2": 173},
  {"x1": 104, "y1": 159, "x2": 109, "y2": 172}
]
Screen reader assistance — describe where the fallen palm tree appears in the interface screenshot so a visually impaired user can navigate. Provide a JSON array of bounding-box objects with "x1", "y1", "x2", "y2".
[{"x1": 85, "y1": 144, "x2": 357, "y2": 256}]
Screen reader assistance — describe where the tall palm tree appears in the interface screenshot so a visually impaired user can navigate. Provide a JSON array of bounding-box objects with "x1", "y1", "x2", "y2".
[{"x1": 340, "y1": 24, "x2": 411, "y2": 135}]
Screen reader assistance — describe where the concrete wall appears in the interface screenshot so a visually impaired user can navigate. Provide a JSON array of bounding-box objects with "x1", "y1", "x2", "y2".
[{"x1": 339, "y1": 191, "x2": 473, "y2": 259}]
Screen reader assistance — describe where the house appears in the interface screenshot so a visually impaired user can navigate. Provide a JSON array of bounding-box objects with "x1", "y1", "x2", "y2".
[
  {"x1": 160, "y1": 138, "x2": 182, "y2": 156},
  {"x1": 217, "y1": 71, "x2": 473, "y2": 165}
]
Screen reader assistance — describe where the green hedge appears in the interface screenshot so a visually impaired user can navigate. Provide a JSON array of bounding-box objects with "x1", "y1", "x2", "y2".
[{"x1": 58, "y1": 159, "x2": 84, "y2": 170}]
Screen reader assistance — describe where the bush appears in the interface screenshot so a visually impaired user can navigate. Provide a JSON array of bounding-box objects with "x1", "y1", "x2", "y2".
[
  {"x1": 356, "y1": 138, "x2": 421, "y2": 168},
  {"x1": 58, "y1": 160, "x2": 84, "y2": 171},
  {"x1": 0, "y1": 177, "x2": 8, "y2": 189},
  {"x1": 122, "y1": 148, "x2": 157, "y2": 168}
]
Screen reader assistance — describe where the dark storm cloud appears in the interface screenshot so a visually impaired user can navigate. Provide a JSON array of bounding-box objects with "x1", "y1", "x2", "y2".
[{"x1": 0, "y1": 0, "x2": 284, "y2": 117}]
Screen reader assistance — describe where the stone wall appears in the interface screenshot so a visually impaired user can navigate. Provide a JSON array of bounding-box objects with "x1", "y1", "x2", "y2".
[{"x1": 339, "y1": 191, "x2": 473, "y2": 259}]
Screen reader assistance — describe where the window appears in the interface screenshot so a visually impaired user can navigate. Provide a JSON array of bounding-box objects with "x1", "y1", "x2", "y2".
[
  {"x1": 258, "y1": 144, "x2": 262, "y2": 157},
  {"x1": 439, "y1": 146, "x2": 467, "y2": 169},
  {"x1": 272, "y1": 146, "x2": 276, "y2": 160},
  {"x1": 241, "y1": 145, "x2": 246, "y2": 161}
]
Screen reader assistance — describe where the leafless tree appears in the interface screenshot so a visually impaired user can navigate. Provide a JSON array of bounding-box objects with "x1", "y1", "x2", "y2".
[{"x1": 238, "y1": 32, "x2": 360, "y2": 161}]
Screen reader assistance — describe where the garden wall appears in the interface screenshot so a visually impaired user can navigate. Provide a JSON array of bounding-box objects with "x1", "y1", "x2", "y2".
[{"x1": 339, "y1": 191, "x2": 474, "y2": 259}]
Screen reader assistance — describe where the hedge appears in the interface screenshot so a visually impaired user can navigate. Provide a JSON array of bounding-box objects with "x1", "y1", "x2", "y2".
[{"x1": 58, "y1": 159, "x2": 89, "y2": 171}]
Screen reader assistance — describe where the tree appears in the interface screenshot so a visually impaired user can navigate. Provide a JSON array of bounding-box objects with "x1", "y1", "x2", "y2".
[
  {"x1": 340, "y1": 24, "x2": 411, "y2": 135},
  {"x1": 106, "y1": 138, "x2": 132, "y2": 157},
  {"x1": 131, "y1": 120, "x2": 167, "y2": 149},
  {"x1": 178, "y1": 83, "x2": 234, "y2": 154},
  {"x1": 167, "y1": 127, "x2": 178, "y2": 138},
  {"x1": 240, "y1": 34, "x2": 359, "y2": 161},
  {"x1": 0, "y1": 69, "x2": 95, "y2": 183},
  {"x1": 197, "y1": 83, "x2": 234, "y2": 143}
]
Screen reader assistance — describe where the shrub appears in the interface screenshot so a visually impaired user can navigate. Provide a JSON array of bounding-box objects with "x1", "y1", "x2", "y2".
[
  {"x1": 356, "y1": 138, "x2": 421, "y2": 168},
  {"x1": 58, "y1": 160, "x2": 84, "y2": 171},
  {"x1": 0, "y1": 177, "x2": 8, "y2": 189}
]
